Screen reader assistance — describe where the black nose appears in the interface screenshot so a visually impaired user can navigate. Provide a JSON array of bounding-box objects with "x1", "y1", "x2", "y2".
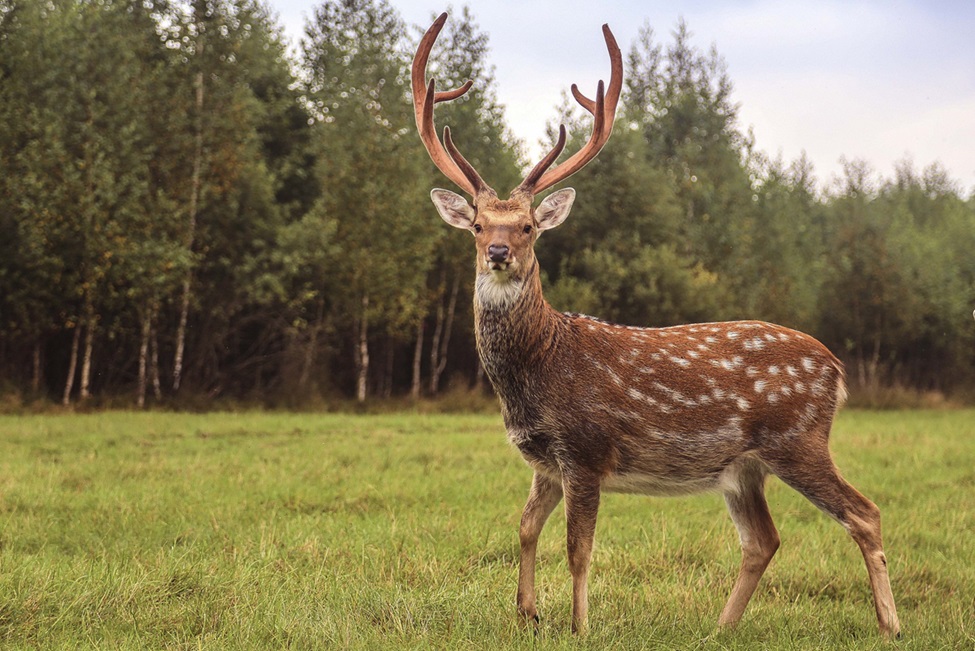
[{"x1": 487, "y1": 244, "x2": 509, "y2": 263}]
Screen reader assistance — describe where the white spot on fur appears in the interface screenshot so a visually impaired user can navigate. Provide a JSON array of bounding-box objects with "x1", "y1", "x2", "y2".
[
  {"x1": 727, "y1": 331, "x2": 740, "y2": 340},
  {"x1": 754, "y1": 379, "x2": 767, "y2": 393},
  {"x1": 627, "y1": 389, "x2": 657, "y2": 408},
  {"x1": 744, "y1": 337, "x2": 766, "y2": 351},
  {"x1": 670, "y1": 356, "x2": 691, "y2": 368},
  {"x1": 768, "y1": 365, "x2": 780, "y2": 375},
  {"x1": 608, "y1": 368, "x2": 623, "y2": 386},
  {"x1": 802, "y1": 357, "x2": 817, "y2": 373},
  {"x1": 654, "y1": 382, "x2": 696, "y2": 406},
  {"x1": 717, "y1": 356, "x2": 744, "y2": 371}
]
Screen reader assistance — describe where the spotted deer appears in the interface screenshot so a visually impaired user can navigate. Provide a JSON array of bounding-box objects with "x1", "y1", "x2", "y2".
[{"x1": 413, "y1": 13, "x2": 900, "y2": 638}]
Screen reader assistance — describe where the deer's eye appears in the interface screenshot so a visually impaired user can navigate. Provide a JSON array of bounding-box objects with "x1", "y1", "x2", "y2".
[
  {"x1": 473, "y1": 223, "x2": 482, "y2": 234},
  {"x1": 523, "y1": 224, "x2": 532, "y2": 234}
]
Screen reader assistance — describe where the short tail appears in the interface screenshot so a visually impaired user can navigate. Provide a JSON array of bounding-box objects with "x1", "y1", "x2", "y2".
[{"x1": 833, "y1": 360, "x2": 849, "y2": 413}]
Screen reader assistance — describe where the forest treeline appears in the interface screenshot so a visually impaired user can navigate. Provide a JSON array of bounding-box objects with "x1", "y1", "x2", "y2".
[{"x1": 1, "y1": 0, "x2": 974, "y2": 408}]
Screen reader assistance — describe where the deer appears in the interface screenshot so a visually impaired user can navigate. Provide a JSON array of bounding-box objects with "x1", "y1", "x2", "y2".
[{"x1": 412, "y1": 12, "x2": 901, "y2": 639}]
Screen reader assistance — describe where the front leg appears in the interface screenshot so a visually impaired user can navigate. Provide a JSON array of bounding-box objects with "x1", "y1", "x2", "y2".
[
  {"x1": 517, "y1": 471, "x2": 563, "y2": 626},
  {"x1": 563, "y1": 472, "x2": 601, "y2": 634}
]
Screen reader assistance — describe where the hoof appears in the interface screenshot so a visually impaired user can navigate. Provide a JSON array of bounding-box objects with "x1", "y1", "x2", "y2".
[{"x1": 517, "y1": 607, "x2": 540, "y2": 629}]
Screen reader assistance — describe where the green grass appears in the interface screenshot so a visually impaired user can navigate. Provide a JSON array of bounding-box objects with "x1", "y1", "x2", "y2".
[{"x1": 1, "y1": 410, "x2": 973, "y2": 649}]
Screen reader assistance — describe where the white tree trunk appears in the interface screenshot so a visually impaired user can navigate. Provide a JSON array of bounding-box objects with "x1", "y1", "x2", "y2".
[
  {"x1": 355, "y1": 295, "x2": 369, "y2": 402},
  {"x1": 62, "y1": 326, "x2": 80, "y2": 406},
  {"x1": 79, "y1": 306, "x2": 94, "y2": 402},
  {"x1": 150, "y1": 323, "x2": 162, "y2": 400},
  {"x1": 173, "y1": 278, "x2": 191, "y2": 391},
  {"x1": 137, "y1": 307, "x2": 151, "y2": 408},
  {"x1": 174, "y1": 68, "x2": 205, "y2": 392},
  {"x1": 411, "y1": 321, "x2": 423, "y2": 400}
]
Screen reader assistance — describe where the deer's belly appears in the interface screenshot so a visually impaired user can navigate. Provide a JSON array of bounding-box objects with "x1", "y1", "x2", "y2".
[
  {"x1": 601, "y1": 471, "x2": 722, "y2": 496},
  {"x1": 601, "y1": 453, "x2": 763, "y2": 497}
]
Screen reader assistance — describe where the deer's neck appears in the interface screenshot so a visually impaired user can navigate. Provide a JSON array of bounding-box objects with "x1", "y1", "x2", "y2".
[{"x1": 474, "y1": 263, "x2": 562, "y2": 399}]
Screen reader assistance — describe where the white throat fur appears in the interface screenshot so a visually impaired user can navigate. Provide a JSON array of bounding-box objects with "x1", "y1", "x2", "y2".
[{"x1": 475, "y1": 272, "x2": 523, "y2": 310}]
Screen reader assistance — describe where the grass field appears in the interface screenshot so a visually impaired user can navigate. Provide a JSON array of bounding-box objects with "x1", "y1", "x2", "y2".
[{"x1": 1, "y1": 409, "x2": 973, "y2": 649}]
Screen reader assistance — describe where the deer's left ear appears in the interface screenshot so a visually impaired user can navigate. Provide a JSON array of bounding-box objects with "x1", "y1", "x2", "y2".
[
  {"x1": 431, "y1": 189, "x2": 476, "y2": 231},
  {"x1": 535, "y1": 188, "x2": 575, "y2": 231}
]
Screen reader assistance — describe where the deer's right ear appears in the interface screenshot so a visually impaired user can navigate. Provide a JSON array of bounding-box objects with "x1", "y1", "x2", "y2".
[{"x1": 431, "y1": 189, "x2": 476, "y2": 231}]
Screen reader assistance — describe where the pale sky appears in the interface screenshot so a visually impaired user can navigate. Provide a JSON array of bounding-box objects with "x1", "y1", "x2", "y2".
[{"x1": 268, "y1": 0, "x2": 975, "y2": 193}]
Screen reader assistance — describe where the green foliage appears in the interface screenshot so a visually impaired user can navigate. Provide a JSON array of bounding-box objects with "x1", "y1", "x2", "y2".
[
  {"x1": 817, "y1": 159, "x2": 975, "y2": 390},
  {"x1": 0, "y1": 411, "x2": 973, "y2": 648},
  {"x1": 629, "y1": 20, "x2": 755, "y2": 286},
  {"x1": 714, "y1": 151, "x2": 832, "y2": 332}
]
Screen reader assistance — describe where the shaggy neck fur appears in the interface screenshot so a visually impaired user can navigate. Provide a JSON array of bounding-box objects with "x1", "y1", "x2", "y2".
[{"x1": 474, "y1": 262, "x2": 564, "y2": 423}]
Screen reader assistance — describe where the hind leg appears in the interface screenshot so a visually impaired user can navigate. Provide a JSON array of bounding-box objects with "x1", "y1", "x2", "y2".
[
  {"x1": 769, "y1": 440, "x2": 901, "y2": 638},
  {"x1": 719, "y1": 459, "x2": 781, "y2": 628}
]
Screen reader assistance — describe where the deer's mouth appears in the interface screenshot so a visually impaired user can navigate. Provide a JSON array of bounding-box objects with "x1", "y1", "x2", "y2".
[{"x1": 489, "y1": 261, "x2": 510, "y2": 272}]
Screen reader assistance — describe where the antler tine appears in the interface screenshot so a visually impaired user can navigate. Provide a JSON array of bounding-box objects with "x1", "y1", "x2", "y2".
[
  {"x1": 523, "y1": 23, "x2": 623, "y2": 196},
  {"x1": 443, "y1": 126, "x2": 494, "y2": 198},
  {"x1": 570, "y1": 84, "x2": 597, "y2": 115},
  {"x1": 514, "y1": 125, "x2": 567, "y2": 198},
  {"x1": 435, "y1": 80, "x2": 473, "y2": 103},
  {"x1": 412, "y1": 13, "x2": 492, "y2": 198},
  {"x1": 516, "y1": 82, "x2": 604, "y2": 198}
]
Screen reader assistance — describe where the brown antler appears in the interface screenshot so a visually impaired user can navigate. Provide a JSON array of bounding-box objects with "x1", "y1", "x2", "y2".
[
  {"x1": 516, "y1": 24, "x2": 623, "y2": 197},
  {"x1": 412, "y1": 13, "x2": 495, "y2": 199}
]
